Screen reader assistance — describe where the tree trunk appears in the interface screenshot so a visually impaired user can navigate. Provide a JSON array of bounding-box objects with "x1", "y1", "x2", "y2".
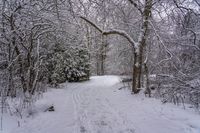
[
  {"x1": 86, "y1": 25, "x2": 91, "y2": 78},
  {"x1": 7, "y1": 48, "x2": 14, "y2": 96},
  {"x1": 132, "y1": 0, "x2": 152, "y2": 94},
  {"x1": 132, "y1": 51, "x2": 140, "y2": 93},
  {"x1": 144, "y1": 61, "x2": 151, "y2": 97},
  {"x1": 100, "y1": 34, "x2": 105, "y2": 75}
]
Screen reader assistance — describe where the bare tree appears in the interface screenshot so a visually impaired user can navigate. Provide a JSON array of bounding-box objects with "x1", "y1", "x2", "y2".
[{"x1": 80, "y1": 0, "x2": 153, "y2": 94}]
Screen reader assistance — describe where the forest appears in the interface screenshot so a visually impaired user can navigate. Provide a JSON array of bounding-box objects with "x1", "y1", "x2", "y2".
[{"x1": 0, "y1": 0, "x2": 200, "y2": 133}]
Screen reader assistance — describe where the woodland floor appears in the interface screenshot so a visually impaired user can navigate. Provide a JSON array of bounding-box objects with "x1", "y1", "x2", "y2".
[{"x1": 3, "y1": 76, "x2": 200, "y2": 133}]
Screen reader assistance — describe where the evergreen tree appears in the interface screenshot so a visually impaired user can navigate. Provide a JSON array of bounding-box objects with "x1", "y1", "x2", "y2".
[
  {"x1": 65, "y1": 46, "x2": 90, "y2": 82},
  {"x1": 45, "y1": 43, "x2": 90, "y2": 85}
]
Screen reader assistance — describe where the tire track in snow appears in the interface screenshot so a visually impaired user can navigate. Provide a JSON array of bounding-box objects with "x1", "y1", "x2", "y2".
[
  {"x1": 71, "y1": 85, "x2": 79, "y2": 133},
  {"x1": 70, "y1": 78, "x2": 136, "y2": 133},
  {"x1": 72, "y1": 81, "x2": 136, "y2": 133},
  {"x1": 72, "y1": 83, "x2": 93, "y2": 133},
  {"x1": 92, "y1": 86, "x2": 136, "y2": 133}
]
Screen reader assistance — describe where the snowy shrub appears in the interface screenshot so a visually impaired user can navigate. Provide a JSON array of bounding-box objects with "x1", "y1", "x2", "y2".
[
  {"x1": 45, "y1": 44, "x2": 90, "y2": 85},
  {"x1": 65, "y1": 47, "x2": 90, "y2": 82}
]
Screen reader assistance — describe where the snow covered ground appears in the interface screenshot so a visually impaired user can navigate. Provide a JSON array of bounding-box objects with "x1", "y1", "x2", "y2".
[{"x1": 2, "y1": 76, "x2": 200, "y2": 133}]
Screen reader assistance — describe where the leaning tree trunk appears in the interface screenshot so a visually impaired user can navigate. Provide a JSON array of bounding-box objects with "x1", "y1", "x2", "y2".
[{"x1": 132, "y1": 0, "x2": 152, "y2": 94}]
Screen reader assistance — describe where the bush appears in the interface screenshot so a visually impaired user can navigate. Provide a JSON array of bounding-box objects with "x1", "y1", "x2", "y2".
[{"x1": 45, "y1": 44, "x2": 90, "y2": 85}]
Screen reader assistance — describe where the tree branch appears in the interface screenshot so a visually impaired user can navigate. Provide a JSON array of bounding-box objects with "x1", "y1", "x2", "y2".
[
  {"x1": 173, "y1": 0, "x2": 200, "y2": 15},
  {"x1": 194, "y1": 0, "x2": 200, "y2": 7},
  {"x1": 80, "y1": 16, "x2": 103, "y2": 33},
  {"x1": 103, "y1": 30, "x2": 136, "y2": 47},
  {"x1": 80, "y1": 16, "x2": 136, "y2": 48},
  {"x1": 127, "y1": 0, "x2": 143, "y2": 15}
]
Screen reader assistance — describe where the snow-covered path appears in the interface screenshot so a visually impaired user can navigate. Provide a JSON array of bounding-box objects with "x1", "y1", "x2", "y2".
[{"x1": 7, "y1": 76, "x2": 200, "y2": 133}]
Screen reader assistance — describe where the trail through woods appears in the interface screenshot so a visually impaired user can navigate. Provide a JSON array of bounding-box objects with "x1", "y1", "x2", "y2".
[{"x1": 5, "y1": 76, "x2": 200, "y2": 133}]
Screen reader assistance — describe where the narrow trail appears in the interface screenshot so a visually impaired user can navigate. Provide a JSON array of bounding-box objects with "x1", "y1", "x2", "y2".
[
  {"x1": 70, "y1": 77, "x2": 135, "y2": 133},
  {"x1": 11, "y1": 76, "x2": 200, "y2": 133}
]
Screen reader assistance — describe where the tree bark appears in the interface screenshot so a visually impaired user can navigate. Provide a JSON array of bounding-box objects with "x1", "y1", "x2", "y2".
[
  {"x1": 100, "y1": 34, "x2": 105, "y2": 75},
  {"x1": 132, "y1": 0, "x2": 152, "y2": 93}
]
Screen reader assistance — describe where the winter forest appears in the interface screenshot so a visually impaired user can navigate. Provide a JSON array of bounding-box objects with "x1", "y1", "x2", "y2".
[{"x1": 0, "y1": 0, "x2": 200, "y2": 133}]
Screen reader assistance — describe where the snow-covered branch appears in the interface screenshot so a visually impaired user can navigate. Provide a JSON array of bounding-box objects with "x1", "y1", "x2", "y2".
[
  {"x1": 80, "y1": 16, "x2": 102, "y2": 33},
  {"x1": 80, "y1": 16, "x2": 136, "y2": 48},
  {"x1": 149, "y1": 20, "x2": 173, "y2": 65},
  {"x1": 127, "y1": 0, "x2": 143, "y2": 14},
  {"x1": 103, "y1": 30, "x2": 136, "y2": 47},
  {"x1": 6, "y1": 54, "x2": 21, "y2": 69}
]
